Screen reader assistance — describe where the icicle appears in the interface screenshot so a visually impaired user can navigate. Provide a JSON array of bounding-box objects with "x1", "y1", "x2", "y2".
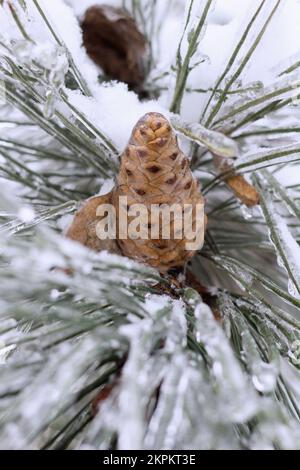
[
  {"x1": 17, "y1": 206, "x2": 35, "y2": 223},
  {"x1": 171, "y1": 115, "x2": 238, "y2": 158},
  {"x1": 288, "y1": 340, "x2": 300, "y2": 366},
  {"x1": 242, "y1": 336, "x2": 278, "y2": 393},
  {"x1": 213, "y1": 254, "x2": 254, "y2": 290}
]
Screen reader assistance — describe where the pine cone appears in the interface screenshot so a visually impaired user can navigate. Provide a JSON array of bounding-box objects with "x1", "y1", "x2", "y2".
[
  {"x1": 67, "y1": 113, "x2": 206, "y2": 273},
  {"x1": 81, "y1": 5, "x2": 147, "y2": 90},
  {"x1": 213, "y1": 154, "x2": 259, "y2": 208},
  {"x1": 226, "y1": 174, "x2": 260, "y2": 208}
]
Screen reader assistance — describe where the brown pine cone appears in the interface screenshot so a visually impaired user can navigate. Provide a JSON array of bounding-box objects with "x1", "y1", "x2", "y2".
[
  {"x1": 113, "y1": 112, "x2": 205, "y2": 272},
  {"x1": 67, "y1": 113, "x2": 206, "y2": 273},
  {"x1": 81, "y1": 5, "x2": 147, "y2": 90}
]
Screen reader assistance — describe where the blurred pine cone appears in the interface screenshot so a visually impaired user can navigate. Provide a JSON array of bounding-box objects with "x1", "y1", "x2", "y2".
[{"x1": 82, "y1": 5, "x2": 147, "y2": 90}]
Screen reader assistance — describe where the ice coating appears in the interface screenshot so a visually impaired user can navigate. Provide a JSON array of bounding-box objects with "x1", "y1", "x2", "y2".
[{"x1": 113, "y1": 112, "x2": 206, "y2": 272}]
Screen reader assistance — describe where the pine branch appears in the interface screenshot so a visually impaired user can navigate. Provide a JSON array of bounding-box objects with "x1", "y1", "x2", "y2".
[{"x1": 201, "y1": 0, "x2": 267, "y2": 123}]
